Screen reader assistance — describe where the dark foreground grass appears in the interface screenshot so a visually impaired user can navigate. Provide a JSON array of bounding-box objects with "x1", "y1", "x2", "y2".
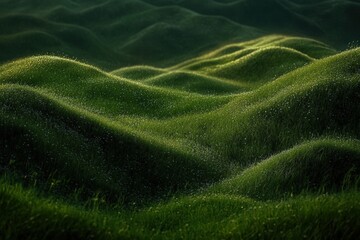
[
  {"x1": 1, "y1": 179, "x2": 360, "y2": 240},
  {"x1": 209, "y1": 139, "x2": 360, "y2": 200}
]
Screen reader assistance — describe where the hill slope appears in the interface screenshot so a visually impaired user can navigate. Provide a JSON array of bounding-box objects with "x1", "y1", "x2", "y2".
[
  {"x1": 0, "y1": 0, "x2": 359, "y2": 69},
  {"x1": 1, "y1": 34, "x2": 360, "y2": 239}
]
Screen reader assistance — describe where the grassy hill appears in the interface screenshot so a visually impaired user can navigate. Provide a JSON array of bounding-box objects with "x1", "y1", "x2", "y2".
[
  {"x1": 143, "y1": 0, "x2": 360, "y2": 48},
  {"x1": 0, "y1": 0, "x2": 262, "y2": 69},
  {"x1": 1, "y1": 0, "x2": 360, "y2": 238},
  {"x1": 1, "y1": 33, "x2": 360, "y2": 239},
  {"x1": 0, "y1": 0, "x2": 359, "y2": 69}
]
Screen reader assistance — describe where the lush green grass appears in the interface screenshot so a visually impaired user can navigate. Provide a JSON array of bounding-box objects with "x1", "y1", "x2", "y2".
[
  {"x1": 209, "y1": 139, "x2": 360, "y2": 200},
  {"x1": 1, "y1": 180, "x2": 360, "y2": 240},
  {"x1": 1, "y1": 34, "x2": 360, "y2": 239},
  {"x1": 0, "y1": 56, "x2": 231, "y2": 118},
  {"x1": 128, "y1": 45, "x2": 360, "y2": 167}
]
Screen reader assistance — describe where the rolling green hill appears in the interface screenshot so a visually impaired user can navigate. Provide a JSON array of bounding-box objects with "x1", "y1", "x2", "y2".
[
  {"x1": 1, "y1": 0, "x2": 360, "y2": 238},
  {"x1": 1, "y1": 32, "x2": 360, "y2": 239},
  {"x1": 0, "y1": 0, "x2": 359, "y2": 69},
  {"x1": 0, "y1": 0, "x2": 262, "y2": 69},
  {"x1": 143, "y1": 0, "x2": 360, "y2": 48}
]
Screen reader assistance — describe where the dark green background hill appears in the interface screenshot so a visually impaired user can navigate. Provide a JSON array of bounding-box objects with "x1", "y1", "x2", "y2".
[{"x1": 0, "y1": 0, "x2": 359, "y2": 69}]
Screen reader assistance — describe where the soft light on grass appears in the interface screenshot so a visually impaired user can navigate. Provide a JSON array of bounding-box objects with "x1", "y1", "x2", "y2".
[{"x1": 0, "y1": 36, "x2": 359, "y2": 239}]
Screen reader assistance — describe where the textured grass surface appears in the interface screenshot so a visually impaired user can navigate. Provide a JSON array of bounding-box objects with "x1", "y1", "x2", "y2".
[
  {"x1": 1, "y1": 1, "x2": 360, "y2": 238},
  {"x1": 1, "y1": 32, "x2": 360, "y2": 239}
]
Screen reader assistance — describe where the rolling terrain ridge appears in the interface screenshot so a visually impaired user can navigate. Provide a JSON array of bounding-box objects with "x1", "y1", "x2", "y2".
[
  {"x1": 1, "y1": 0, "x2": 360, "y2": 239},
  {"x1": 1, "y1": 33, "x2": 360, "y2": 239},
  {"x1": 0, "y1": 0, "x2": 359, "y2": 69}
]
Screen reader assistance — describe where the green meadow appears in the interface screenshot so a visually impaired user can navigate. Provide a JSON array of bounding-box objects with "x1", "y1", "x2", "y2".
[{"x1": 1, "y1": 0, "x2": 360, "y2": 239}]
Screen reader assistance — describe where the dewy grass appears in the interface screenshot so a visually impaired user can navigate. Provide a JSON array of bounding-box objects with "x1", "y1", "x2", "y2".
[
  {"x1": 0, "y1": 32, "x2": 360, "y2": 239},
  {"x1": 1, "y1": 179, "x2": 360, "y2": 240}
]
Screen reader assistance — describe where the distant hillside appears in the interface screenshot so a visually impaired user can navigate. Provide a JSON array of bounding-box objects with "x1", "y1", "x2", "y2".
[
  {"x1": 0, "y1": 0, "x2": 359, "y2": 69},
  {"x1": 144, "y1": 0, "x2": 360, "y2": 47}
]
